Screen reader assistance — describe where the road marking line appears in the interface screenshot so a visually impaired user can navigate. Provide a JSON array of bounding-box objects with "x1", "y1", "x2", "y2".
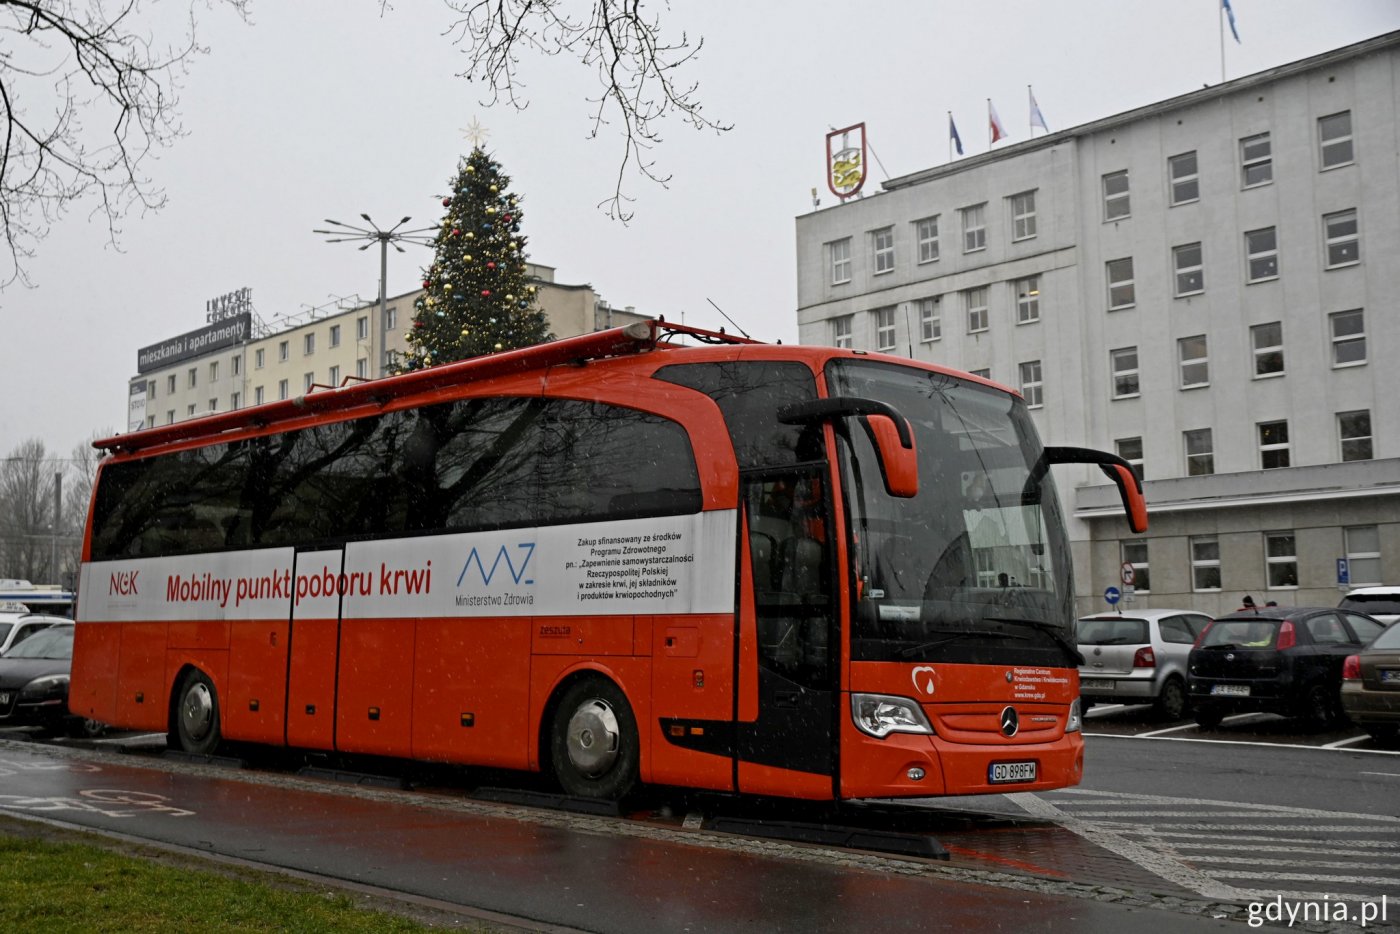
[
  {"x1": 1361, "y1": 771, "x2": 1400, "y2": 778},
  {"x1": 1005, "y1": 792, "x2": 1253, "y2": 901},
  {"x1": 1322, "y1": 735, "x2": 1370, "y2": 749},
  {"x1": 1169, "y1": 842, "x2": 1400, "y2": 857},
  {"x1": 1207, "y1": 869, "x2": 1400, "y2": 886},
  {"x1": 1180, "y1": 855, "x2": 1398, "y2": 872},
  {"x1": 1084, "y1": 732, "x2": 1400, "y2": 756},
  {"x1": 1136, "y1": 723, "x2": 1199, "y2": 737},
  {"x1": 1136, "y1": 831, "x2": 1400, "y2": 849},
  {"x1": 1052, "y1": 787, "x2": 1400, "y2": 821}
]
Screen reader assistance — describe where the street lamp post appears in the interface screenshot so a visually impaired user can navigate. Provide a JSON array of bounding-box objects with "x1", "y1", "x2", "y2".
[{"x1": 314, "y1": 214, "x2": 434, "y2": 377}]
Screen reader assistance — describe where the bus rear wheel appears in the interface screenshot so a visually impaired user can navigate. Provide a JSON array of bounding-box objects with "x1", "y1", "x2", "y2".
[
  {"x1": 172, "y1": 669, "x2": 223, "y2": 756},
  {"x1": 549, "y1": 677, "x2": 639, "y2": 801}
]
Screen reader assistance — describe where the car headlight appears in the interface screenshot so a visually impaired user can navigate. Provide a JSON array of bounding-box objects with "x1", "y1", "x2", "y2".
[
  {"x1": 18, "y1": 674, "x2": 69, "y2": 702},
  {"x1": 851, "y1": 693, "x2": 934, "y2": 739},
  {"x1": 1066, "y1": 697, "x2": 1082, "y2": 733}
]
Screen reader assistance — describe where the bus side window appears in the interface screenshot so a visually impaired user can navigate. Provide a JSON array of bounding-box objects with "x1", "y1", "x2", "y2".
[{"x1": 749, "y1": 474, "x2": 831, "y2": 680}]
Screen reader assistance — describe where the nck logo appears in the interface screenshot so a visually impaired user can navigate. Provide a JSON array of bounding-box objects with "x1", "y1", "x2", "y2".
[
  {"x1": 456, "y1": 543, "x2": 536, "y2": 588},
  {"x1": 109, "y1": 570, "x2": 140, "y2": 596}
]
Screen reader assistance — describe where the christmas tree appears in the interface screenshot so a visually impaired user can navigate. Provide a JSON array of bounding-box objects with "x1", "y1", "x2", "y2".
[{"x1": 402, "y1": 147, "x2": 551, "y2": 370}]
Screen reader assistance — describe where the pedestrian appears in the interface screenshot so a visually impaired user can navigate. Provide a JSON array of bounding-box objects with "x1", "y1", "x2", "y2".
[{"x1": 1239, "y1": 594, "x2": 1257, "y2": 611}]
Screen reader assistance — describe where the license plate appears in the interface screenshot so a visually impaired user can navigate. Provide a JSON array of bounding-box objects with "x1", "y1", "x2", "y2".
[
  {"x1": 0, "y1": 692, "x2": 9, "y2": 705},
  {"x1": 989, "y1": 761, "x2": 1037, "y2": 784},
  {"x1": 1080, "y1": 679, "x2": 1113, "y2": 691},
  {"x1": 1381, "y1": 670, "x2": 1400, "y2": 683},
  {"x1": 1211, "y1": 684, "x2": 1250, "y2": 696}
]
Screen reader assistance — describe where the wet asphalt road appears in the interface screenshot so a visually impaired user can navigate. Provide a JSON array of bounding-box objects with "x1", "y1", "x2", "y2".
[{"x1": 0, "y1": 736, "x2": 1258, "y2": 932}]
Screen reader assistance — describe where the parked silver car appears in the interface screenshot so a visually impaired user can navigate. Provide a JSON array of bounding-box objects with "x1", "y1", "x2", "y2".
[
  {"x1": 1077, "y1": 609, "x2": 1213, "y2": 719},
  {"x1": 1338, "y1": 587, "x2": 1400, "y2": 625}
]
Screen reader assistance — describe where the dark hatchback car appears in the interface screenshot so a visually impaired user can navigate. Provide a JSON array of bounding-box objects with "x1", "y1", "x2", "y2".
[
  {"x1": 1341, "y1": 621, "x2": 1400, "y2": 743},
  {"x1": 1187, "y1": 607, "x2": 1387, "y2": 729},
  {"x1": 0, "y1": 624, "x2": 104, "y2": 737}
]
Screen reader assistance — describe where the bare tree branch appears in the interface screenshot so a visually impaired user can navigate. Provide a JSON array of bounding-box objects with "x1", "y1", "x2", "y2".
[
  {"x1": 439, "y1": 0, "x2": 730, "y2": 221},
  {"x1": 0, "y1": 0, "x2": 250, "y2": 289}
]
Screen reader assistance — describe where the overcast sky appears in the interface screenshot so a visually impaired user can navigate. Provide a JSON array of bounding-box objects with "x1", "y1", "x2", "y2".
[{"x1": 4, "y1": 0, "x2": 1398, "y2": 458}]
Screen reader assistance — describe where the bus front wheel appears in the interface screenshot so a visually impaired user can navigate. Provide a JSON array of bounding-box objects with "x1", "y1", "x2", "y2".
[
  {"x1": 549, "y1": 677, "x2": 639, "y2": 801},
  {"x1": 172, "y1": 669, "x2": 223, "y2": 756}
]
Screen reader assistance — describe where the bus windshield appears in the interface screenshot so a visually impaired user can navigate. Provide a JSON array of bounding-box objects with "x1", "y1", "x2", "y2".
[{"x1": 828, "y1": 360, "x2": 1075, "y2": 667}]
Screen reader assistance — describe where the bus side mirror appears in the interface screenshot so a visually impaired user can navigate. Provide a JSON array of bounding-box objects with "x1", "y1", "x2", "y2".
[
  {"x1": 1101, "y1": 462, "x2": 1148, "y2": 534},
  {"x1": 1025, "y1": 446, "x2": 1148, "y2": 534},
  {"x1": 862, "y1": 414, "x2": 918, "y2": 498}
]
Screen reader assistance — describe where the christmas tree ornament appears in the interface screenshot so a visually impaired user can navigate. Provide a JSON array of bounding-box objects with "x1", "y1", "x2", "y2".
[
  {"x1": 442, "y1": 198, "x2": 451, "y2": 207},
  {"x1": 481, "y1": 289, "x2": 492, "y2": 297},
  {"x1": 490, "y1": 185, "x2": 498, "y2": 193}
]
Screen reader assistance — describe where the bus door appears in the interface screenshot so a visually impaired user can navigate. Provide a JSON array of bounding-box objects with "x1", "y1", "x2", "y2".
[
  {"x1": 737, "y1": 469, "x2": 839, "y2": 797},
  {"x1": 285, "y1": 548, "x2": 345, "y2": 750}
]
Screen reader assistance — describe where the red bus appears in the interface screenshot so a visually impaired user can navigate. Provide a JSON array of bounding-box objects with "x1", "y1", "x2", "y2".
[{"x1": 72, "y1": 321, "x2": 1145, "y2": 801}]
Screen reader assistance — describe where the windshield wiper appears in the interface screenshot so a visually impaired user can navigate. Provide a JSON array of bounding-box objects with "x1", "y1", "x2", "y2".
[
  {"x1": 985, "y1": 616, "x2": 1084, "y2": 666},
  {"x1": 899, "y1": 627, "x2": 1029, "y2": 658}
]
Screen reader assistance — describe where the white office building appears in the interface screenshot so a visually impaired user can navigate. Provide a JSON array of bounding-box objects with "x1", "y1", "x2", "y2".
[{"x1": 795, "y1": 32, "x2": 1400, "y2": 616}]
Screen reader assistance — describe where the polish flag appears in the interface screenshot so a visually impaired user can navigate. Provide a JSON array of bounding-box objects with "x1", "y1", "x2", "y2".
[{"x1": 989, "y1": 100, "x2": 1008, "y2": 144}]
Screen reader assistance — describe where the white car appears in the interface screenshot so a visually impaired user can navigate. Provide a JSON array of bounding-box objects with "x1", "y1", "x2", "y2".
[
  {"x1": 1338, "y1": 587, "x2": 1400, "y2": 625},
  {"x1": 1077, "y1": 609, "x2": 1213, "y2": 719},
  {"x1": 0, "y1": 612, "x2": 71, "y2": 657}
]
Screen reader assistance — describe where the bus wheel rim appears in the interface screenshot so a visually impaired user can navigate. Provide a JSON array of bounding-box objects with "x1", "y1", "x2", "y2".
[
  {"x1": 565, "y1": 698, "x2": 620, "y2": 778},
  {"x1": 182, "y1": 683, "x2": 214, "y2": 741}
]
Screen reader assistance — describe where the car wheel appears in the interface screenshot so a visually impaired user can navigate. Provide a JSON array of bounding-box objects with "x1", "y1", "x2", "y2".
[
  {"x1": 549, "y1": 676, "x2": 639, "y2": 801},
  {"x1": 1299, "y1": 684, "x2": 1339, "y2": 729},
  {"x1": 1364, "y1": 725, "x2": 1400, "y2": 747},
  {"x1": 1154, "y1": 677, "x2": 1188, "y2": 720},
  {"x1": 64, "y1": 717, "x2": 106, "y2": 739},
  {"x1": 1193, "y1": 706, "x2": 1222, "y2": 729},
  {"x1": 172, "y1": 669, "x2": 222, "y2": 755}
]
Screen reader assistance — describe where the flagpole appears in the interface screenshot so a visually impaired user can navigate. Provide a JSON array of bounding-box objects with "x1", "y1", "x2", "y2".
[
  {"x1": 1219, "y1": 0, "x2": 1226, "y2": 83},
  {"x1": 1028, "y1": 85, "x2": 1033, "y2": 135},
  {"x1": 948, "y1": 111, "x2": 953, "y2": 162},
  {"x1": 987, "y1": 99, "x2": 992, "y2": 147}
]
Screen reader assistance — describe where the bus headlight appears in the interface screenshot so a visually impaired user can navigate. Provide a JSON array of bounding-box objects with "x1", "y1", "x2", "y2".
[
  {"x1": 851, "y1": 693, "x2": 934, "y2": 739},
  {"x1": 1066, "y1": 697, "x2": 1082, "y2": 733}
]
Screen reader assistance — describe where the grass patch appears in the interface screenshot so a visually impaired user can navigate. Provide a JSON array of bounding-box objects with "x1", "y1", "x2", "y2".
[{"x1": 0, "y1": 825, "x2": 454, "y2": 932}]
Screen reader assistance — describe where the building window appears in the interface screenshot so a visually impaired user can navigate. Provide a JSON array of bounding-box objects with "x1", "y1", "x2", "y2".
[
  {"x1": 1173, "y1": 243, "x2": 1204, "y2": 296},
  {"x1": 208, "y1": 398, "x2": 217, "y2": 413},
  {"x1": 329, "y1": 324, "x2": 341, "y2": 348},
  {"x1": 1019, "y1": 360, "x2": 1043, "y2": 408},
  {"x1": 386, "y1": 307, "x2": 398, "y2": 330},
  {"x1": 1106, "y1": 257, "x2": 1135, "y2": 309},
  {"x1": 166, "y1": 374, "x2": 176, "y2": 394},
  {"x1": 832, "y1": 315, "x2": 853, "y2": 349},
  {"x1": 968, "y1": 368, "x2": 991, "y2": 380},
  {"x1": 187, "y1": 367, "x2": 197, "y2": 389},
  {"x1": 1240, "y1": 132, "x2": 1272, "y2": 187},
  {"x1": 255, "y1": 348, "x2": 265, "y2": 369},
  {"x1": 277, "y1": 379, "x2": 289, "y2": 401},
  {"x1": 1245, "y1": 227, "x2": 1278, "y2": 282},
  {"x1": 356, "y1": 358, "x2": 369, "y2": 379},
  {"x1": 304, "y1": 372, "x2": 315, "y2": 392},
  {"x1": 187, "y1": 403, "x2": 196, "y2": 416},
  {"x1": 964, "y1": 287, "x2": 988, "y2": 333},
  {"x1": 872, "y1": 227, "x2": 894, "y2": 275},
  {"x1": 209, "y1": 361, "x2": 219, "y2": 382},
  {"x1": 1251, "y1": 322, "x2": 1284, "y2": 377},
  {"x1": 1265, "y1": 532, "x2": 1298, "y2": 588},
  {"x1": 1346, "y1": 525, "x2": 1381, "y2": 586},
  {"x1": 147, "y1": 381, "x2": 155, "y2": 399},
  {"x1": 254, "y1": 386, "x2": 264, "y2": 405},
  {"x1": 304, "y1": 333, "x2": 315, "y2": 355},
  {"x1": 231, "y1": 355, "x2": 241, "y2": 377},
  {"x1": 961, "y1": 204, "x2": 986, "y2": 253},
  {"x1": 830, "y1": 238, "x2": 852, "y2": 284},
  {"x1": 1014, "y1": 276, "x2": 1040, "y2": 324},
  {"x1": 1122, "y1": 540, "x2": 1150, "y2": 592},
  {"x1": 915, "y1": 216, "x2": 940, "y2": 263},
  {"x1": 1339, "y1": 410, "x2": 1373, "y2": 462},
  {"x1": 1178, "y1": 335, "x2": 1209, "y2": 389},
  {"x1": 1191, "y1": 535, "x2": 1221, "y2": 591},
  {"x1": 278, "y1": 340, "x2": 289, "y2": 362},
  {"x1": 918, "y1": 297, "x2": 941, "y2": 342},
  {"x1": 1330, "y1": 309, "x2": 1366, "y2": 366},
  {"x1": 874, "y1": 307, "x2": 896, "y2": 352},
  {"x1": 1116, "y1": 437, "x2": 1143, "y2": 482},
  {"x1": 1168, "y1": 151, "x2": 1199, "y2": 205},
  {"x1": 166, "y1": 410, "x2": 175, "y2": 425},
  {"x1": 1258, "y1": 420, "x2": 1290, "y2": 469},
  {"x1": 1184, "y1": 428, "x2": 1214, "y2": 476},
  {"x1": 230, "y1": 392, "x2": 241, "y2": 410},
  {"x1": 1102, "y1": 170, "x2": 1130, "y2": 220},
  {"x1": 1010, "y1": 191, "x2": 1037, "y2": 241},
  {"x1": 1111, "y1": 347, "x2": 1140, "y2": 399},
  {"x1": 1323, "y1": 209, "x2": 1359, "y2": 268},
  {"x1": 357, "y1": 316, "x2": 369, "y2": 341},
  {"x1": 328, "y1": 365, "x2": 340, "y2": 388},
  {"x1": 1319, "y1": 110, "x2": 1353, "y2": 169}
]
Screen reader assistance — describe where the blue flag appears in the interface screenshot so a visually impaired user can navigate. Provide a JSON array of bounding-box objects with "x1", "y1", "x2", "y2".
[
  {"x1": 949, "y1": 114, "x2": 963, "y2": 156},
  {"x1": 1222, "y1": 0, "x2": 1241, "y2": 43}
]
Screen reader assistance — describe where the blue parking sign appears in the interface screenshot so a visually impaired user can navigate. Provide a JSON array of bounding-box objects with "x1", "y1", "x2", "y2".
[{"x1": 1336, "y1": 558, "x2": 1350, "y2": 586}]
